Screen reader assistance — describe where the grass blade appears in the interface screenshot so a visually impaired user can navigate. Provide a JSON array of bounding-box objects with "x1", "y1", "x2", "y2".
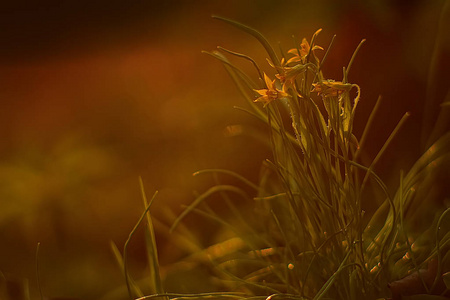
[
  {"x1": 140, "y1": 178, "x2": 165, "y2": 296},
  {"x1": 212, "y1": 16, "x2": 280, "y2": 69}
]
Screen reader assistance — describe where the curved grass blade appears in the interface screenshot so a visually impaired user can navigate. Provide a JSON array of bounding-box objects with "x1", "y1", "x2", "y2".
[
  {"x1": 313, "y1": 251, "x2": 352, "y2": 300},
  {"x1": 212, "y1": 16, "x2": 280, "y2": 68},
  {"x1": 136, "y1": 292, "x2": 247, "y2": 300},
  {"x1": 431, "y1": 207, "x2": 450, "y2": 291},
  {"x1": 217, "y1": 46, "x2": 264, "y2": 81},
  {"x1": 193, "y1": 169, "x2": 260, "y2": 191},
  {"x1": 344, "y1": 39, "x2": 366, "y2": 83},
  {"x1": 355, "y1": 95, "x2": 383, "y2": 162},
  {"x1": 140, "y1": 178, "x2": 165, "y2": 296},
  {"x1": 203, "y1": 50, "x2": 259, "y2": 90},
  {"x1": 171, "y1": 185, "x2": 249, "y2": 232},
  {"x1": 203, "y1": 50, "x2": 267, "y2": 120},
  {"x1": 110, "y1": 241, "x2": 143, "y2": 299},
  {"x1": 123, "y1": 189, "x2": 159, "y2": 299}
]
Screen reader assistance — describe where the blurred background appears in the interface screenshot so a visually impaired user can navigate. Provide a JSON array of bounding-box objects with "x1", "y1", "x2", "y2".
[{"x1": 0, "y1": 0, "x2": 449, "y2": 299}]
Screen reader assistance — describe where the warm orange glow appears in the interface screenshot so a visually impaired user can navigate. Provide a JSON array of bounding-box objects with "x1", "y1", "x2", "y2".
[{"x1": 0, "y1": 2, "x2": 446, "y2": 299}]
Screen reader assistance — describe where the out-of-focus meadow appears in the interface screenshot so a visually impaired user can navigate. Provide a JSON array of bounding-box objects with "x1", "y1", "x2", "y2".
[{"x1": 0, "y1": 1, "x2": 448, "y2": 299}]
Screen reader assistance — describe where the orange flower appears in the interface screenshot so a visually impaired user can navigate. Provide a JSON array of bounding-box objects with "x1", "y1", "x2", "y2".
[
  {"x1": 267, "y1": 29, "x2": 323, "y2": 92},
  {"x1": 287, "y1": 37, "x2": 324, "y2": 65},
  {"x1": 254, "y1": 73, "x2": 289, "y2": 107},
  {"x1": 267, "y1": 58, "x2": 310, "y2": 92}
]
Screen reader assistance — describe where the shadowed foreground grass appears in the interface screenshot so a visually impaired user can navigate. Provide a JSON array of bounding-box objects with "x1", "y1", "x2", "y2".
[{"x1": 110, "y1": 14, "x2": 450, "y2": 300}]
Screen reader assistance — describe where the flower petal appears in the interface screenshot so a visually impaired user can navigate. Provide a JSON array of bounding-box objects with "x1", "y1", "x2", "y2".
[
  {"x1": 254, "y1": 89, "x2": 268, "y2": 96},
  {"x1": 287, "y1": 48, "x2": 300, "y2": 56},
  {"x1": 312, "y1": 45, "x2": 324, "y2": 51},
  {"x1": 263, "y1": 73, "x2": 273, "y2": 89}
]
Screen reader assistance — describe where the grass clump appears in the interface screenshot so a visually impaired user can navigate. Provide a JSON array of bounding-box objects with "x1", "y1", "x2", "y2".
[{"x1": 118, "y1": 16, "x2": 450, "y2": 300}]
